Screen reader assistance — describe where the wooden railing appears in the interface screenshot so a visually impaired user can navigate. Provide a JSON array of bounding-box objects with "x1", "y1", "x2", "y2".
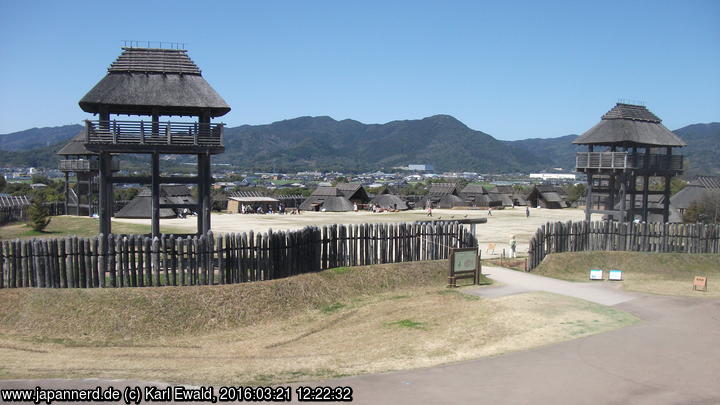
[
  {"x1": 576, "y1": 152, "x2": 683, "y2": 171},
  {"x1": 0, "y1": 221, "x2": 477, "y2": 288},
  {"x1": 85, "y1": 120, "x2": 224, "y2": 147},
  {"x1": 59, "y1": 159, "x2": 120, "y2": 171},
  {"x1": 576, "y1": 152, "x2": 629, "y2": 169}
]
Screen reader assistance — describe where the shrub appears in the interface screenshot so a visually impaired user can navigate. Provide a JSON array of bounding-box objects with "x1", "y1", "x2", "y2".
[{"x1": 27, "y1": 197, "x2": 51, "y2": 232}]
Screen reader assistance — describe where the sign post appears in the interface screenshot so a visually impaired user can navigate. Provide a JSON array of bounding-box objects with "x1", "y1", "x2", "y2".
[
  {"x1": 693, "y1": 276, "x2": 708, "y2": 292},
  {"x1": 448, "y1": 247, "x2": 480, "y2": 288}
]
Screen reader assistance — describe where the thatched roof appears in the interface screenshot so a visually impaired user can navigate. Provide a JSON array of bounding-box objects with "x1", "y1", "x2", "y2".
[
  {"x1": 573, "y1": 103, "x2": 686, "y2": 147},
  {"x1": 460, "y1": 183, "x2": 486, "y2": 195},
  {"x1": 428, "y1": 183, "x2": 458, "y2": 196},
  {"x1": 299, "y1": 195, "x2": 354, "y2": 212},
  {"x1": 670, "y1": 185, "x2": 709, "y2": 210},
  {"x1": 79, "y1": 48, "x2": 231, "y2": 117},
  {"x1": 370, "y1": 194, "x2": 408, "y2": 210},
  {"x1": 115, "y1": 185, "x2": 194, "y2": 218},
  {"x1": 57, "y1": 129, "x2": 94, "y2": 156},
  {"x1": 690, "y1": 176, "x2": 720, "y2": 190},
  {"x1": 311, "y1": 186, "x2": 344, "y2": 197},
  {"x1": 336, "y1": 183, "x2": 370, "y2": 203}
]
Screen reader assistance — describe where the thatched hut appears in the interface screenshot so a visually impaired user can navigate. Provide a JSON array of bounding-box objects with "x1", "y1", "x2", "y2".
[
  {"x1": 370, "y1": 189, "x2": 408, "y2": 211},
  {"x1": 526, "y1": 185, "x2": 568, "y2": 209},
  {"x1": 115, "y1": 185, "x2": 195, "y2": 218},
  {"x1": 418, "y1": 183, "x2": 466, "y2": 209},
  {"x1": 300, "y1": 186, "x2": 354, "y2": 212},
  {"x1": 460, "y1": 184, "x2": 503, "y2": 208}
]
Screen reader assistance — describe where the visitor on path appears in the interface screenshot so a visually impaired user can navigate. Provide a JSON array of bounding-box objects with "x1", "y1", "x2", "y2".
[
  {"x1": 426, "y1": 202, "x2": 433, "y2": 217},
  {"x1": 488, "y1": 209, "x2": 492, "y2": 216},
  {"x1": 510, "y1": 235, "x2": 517, "y2": 258},
  {"x1": 526, "y1": 206, "x2": 530, "y2": 218},
  {"x1": 353, "y1": 203, "x2": 358, "y2": 212}
]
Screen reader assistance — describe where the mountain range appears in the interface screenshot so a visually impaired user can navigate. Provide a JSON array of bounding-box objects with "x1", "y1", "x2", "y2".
[{"x1": 1, "y1": 116, "x2": 718, "y2": 176}]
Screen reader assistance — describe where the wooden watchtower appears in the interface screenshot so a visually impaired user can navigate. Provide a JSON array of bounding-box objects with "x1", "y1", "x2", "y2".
[
  {"x1": 78, "y1": 46, "x2": 230, "y2": 236},
  {"x1": 57, "y1": 129, "x2": 120, "y2": 216},
  {"x1": 574, "y1": 103, "x2": 685, "y2": 223}
]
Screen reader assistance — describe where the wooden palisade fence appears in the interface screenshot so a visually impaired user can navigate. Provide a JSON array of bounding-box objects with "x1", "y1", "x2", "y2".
[
  {"x1": 527, "y1": 221, "x2": 720, "y2": 270},
  {"x1": 0, "y1": 221, "x2": 476, "y2": 288}
]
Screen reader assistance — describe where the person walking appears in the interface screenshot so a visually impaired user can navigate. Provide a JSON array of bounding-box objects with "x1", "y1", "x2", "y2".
[
  {"x1": 426, "y1": 202, "x2": 433, "y2": 217},
  {"x1": 488, "y1": 209, "x2": 492, "y2": 216},
  {"x1": 526, "y1": 206, "x2": 530, "y2": 218},
  {"x1": 510, "y1": 235, "x2": 517, "y2": 258}
]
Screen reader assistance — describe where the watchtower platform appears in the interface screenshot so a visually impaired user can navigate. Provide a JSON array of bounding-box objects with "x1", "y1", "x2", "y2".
[
  {"x1": 77, "y1": 46, "x2": 231, "y2": 236},
  {"x1": 574, "y1": 103, "x2": 685, "y2": 223}
]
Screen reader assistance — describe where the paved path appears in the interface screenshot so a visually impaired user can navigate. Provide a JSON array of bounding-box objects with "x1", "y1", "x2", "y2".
[
  {"x1": 2, "y1": 269, "x2": 719, "y2": 404},
  {"x1": 467, "y1": 266, "x2": 642, "y2": 305},
  {"x1": 287, "y1": 294, "x2": 720, "y2": 404}
]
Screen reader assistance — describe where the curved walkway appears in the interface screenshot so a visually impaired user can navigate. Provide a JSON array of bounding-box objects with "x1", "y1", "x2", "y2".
[
  {"x1": 2, "y1": 268, "x2": 719, "y2": 404},
  {"x1": 287, "y1": 268, "x2": 720, "y2": 404}
]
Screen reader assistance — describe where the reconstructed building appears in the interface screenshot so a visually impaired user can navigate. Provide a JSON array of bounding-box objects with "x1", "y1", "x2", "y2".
[
  {"x1": 526, "y1": 185, "x2": 569, "y2": 209},
  {"x1": 370, "y1": 188, "x2": 409, "y2": 211},
  {"x1": 574, "y1": 103, "x2": 685, "y2": 222},
  {"x1": 78, "y1": 46, "x2": 230, "y2": 236},
  {"x1": 460, "y1": 184, "x2": 503, "y2": 208},
  {"x1": 115, "y1": 185, "x2": 195, "y2": 219},
  {"x1": 300, "y1": 186, "x2": 355, "y2": 212},
  {"x1": 57, "y1": 129, "x2": 119, "y2": 216},
  {"x1": 418, "y1": 183, "x2": 466, "y2": 209},
  {"x1": 336, "y1": 183, "x2": 371, "y2": 206}
]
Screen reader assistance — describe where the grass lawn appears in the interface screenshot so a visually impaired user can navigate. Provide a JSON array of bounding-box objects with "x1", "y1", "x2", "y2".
[
  {"x1": 0, "y1": 260, "x2": 636, "y2": 385},
  {"x1": 0, "y1": 216, "x2": 188, "y2": 240},
  {"x1": 531, "y1": 251, "x2": 720, "y2": 297}
]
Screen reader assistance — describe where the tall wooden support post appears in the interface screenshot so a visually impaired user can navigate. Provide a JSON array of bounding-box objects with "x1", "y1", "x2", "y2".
[
  {"x1": 64, "y1": 172, "x2": 69, "y2": 215},
  {"x1": 619, "y1": 174, "x2": 627, "y2": 222},
  {"x1": 98, "y1": 152, "x2": 112, "y2": 235},
  {"x1": 641, "y1": 147, "x2": 650, "y2": 222},
  {"x1": 607, "y1": 146, "x2": 616, "y2": 221},
  {"x1": 86, "y1": 176, "x2": 93, "y2": 217},
  {"x1": 629, "y1": 146, "x2": 638, "y2": 222},
  {"x1": 204, "y1": 154, "x2": 212, "y2": 234},
  {"x1": 663, "y1": 146, "x2": 672, "y2": 223},
  {"x1": 75, "y1": 176, "x2": 81, "y2": 215},
  {"x1": 151, "y1": 152, "x2": 161, "y2": 237},
  {"x1": 196, "y1": 154, "x2": 204, "y2": 234},
  {"x1": 585, "y1": 145, "x2": 593, "y2": 221},
  {"x1": 197, "y1": 153, "x2": 212, "y2": 235}
]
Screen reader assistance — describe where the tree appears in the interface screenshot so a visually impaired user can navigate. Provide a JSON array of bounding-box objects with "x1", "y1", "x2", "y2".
[
  {"x1": 565, "y1": 183, "x2": 587, "y2": 204},
  {"x1": 27, "y1": 195, "x2": 52, "y2": 232},
  {"x1": 683, "y1": 191, "x2": 720, "y2": 224}
]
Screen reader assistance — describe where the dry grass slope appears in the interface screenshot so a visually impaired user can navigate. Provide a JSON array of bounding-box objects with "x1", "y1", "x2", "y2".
[
  {"x1": 0, "y1": 260, "x2": 637, "y2": 385},
  {"x1": 532, "y1": 252, "x2": 720, "y2": 297}
]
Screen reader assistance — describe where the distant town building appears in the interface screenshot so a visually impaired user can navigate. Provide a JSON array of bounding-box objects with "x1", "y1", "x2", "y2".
[
  {"x1": 529, "y1": 173, "x2": 576, "y2": 181},
  {"x1": 408, "y1": 164, "x2": 433, "y2": 171}
]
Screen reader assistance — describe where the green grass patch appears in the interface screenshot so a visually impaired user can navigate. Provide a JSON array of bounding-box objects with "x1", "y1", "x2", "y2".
[
  {"x1": 386, "y1": 319, "x2": 427, "y2": 330},
  {"x1": 0, "y1": 216, "x2": 187, "y2": 240},
  {"x1": 330, "y1": 267, "x2": 353, "y2": 274},
  {"x1": 321, "y1": 302, "x2": 345, "y2": 313}
]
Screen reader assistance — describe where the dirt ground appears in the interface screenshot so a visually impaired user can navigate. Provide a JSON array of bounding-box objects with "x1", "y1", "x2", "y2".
[{"x1": 113, "y1": 207, "x2": 597, "y2": 258}]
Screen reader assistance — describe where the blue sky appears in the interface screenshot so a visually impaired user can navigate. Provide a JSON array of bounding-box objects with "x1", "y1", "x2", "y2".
[{"x1": 0, "y1": 0, "x2": 718, "y2": 140}]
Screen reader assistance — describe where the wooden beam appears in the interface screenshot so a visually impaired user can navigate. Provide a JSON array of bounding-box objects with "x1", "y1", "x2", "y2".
[{"x1": 151, "y1": 152, "x2": 160, "y2": 238}]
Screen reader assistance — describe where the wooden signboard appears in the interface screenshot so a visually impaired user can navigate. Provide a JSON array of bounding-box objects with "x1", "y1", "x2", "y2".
[
  {"x1": 486, "y1": 243, "x2": 496, "y2": 254},
  {"x1": 693, "y1": 276, "x2": 708, "y2": 292},
  {"x1": 448, "y1": 247, "x2": 480, "y2": 288}
]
